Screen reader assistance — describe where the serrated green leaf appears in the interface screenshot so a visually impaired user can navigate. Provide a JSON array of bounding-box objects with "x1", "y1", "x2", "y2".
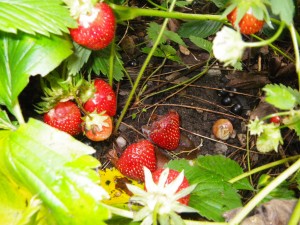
[
  {"x1": 296, "y1": 171, "x2": 300, "y2": 190},
  {"x1": 0, "y1": 0, "x2": 76, "y2": 36},
  {"x1": 147, "y1": 22, "x2": 187, "y2": 47},
  {"x1": 1, "y1": 119, "x2": 111, "y2": 225},
  {"x1": 256, "y1": 123, "x2": 283, "y2": 153},
  {"x1": 190, "y1": 180, "x2": 242, "y2": 221},
  {"x1": 91, "y1": 46, "x2": 124, "y2": 81},
  {"x1": 270, "y1": 0, "x2": 295, "y2": 25},
  {"x1": 0, "y1": 32, "x2": 73, "y2": 114},
  {"x1": 178, "y1": 21, "x2": 223, "y2": 38},
  {"x1": 175, "y1": 1, "x2": 190, "y2": 7},
  {"x1": 141, "y1": 45, "x2": 182, "y2": 63},
  {"x1": 0, "y1": 172, "x2": 40, "y2": 225},
  {"x1": 0, "y1": 108, "x2": 17, "y2": 130},
  {"x1": 67, "y1": 43, "x2": 92, "y2": 75},
  {"x1": 282, "y1": 111, "x2": 300, "y2": 138},
  {"x1": 263, "y1": 84, "x2": 297, "y2": 110},
  {"x1": 189, "y1": 36, "x2": 212, "y2": 53},
  {"x1": 210, "y1": 0, "x2": 230, "y2": 8},
  {"x1": 257, "y1": 174, "x2": 296, "y2": 202},
  {"x1": 196, "y1": 155, "x2": 253, "y2": 190},
  {"x1": 167, "y1": 158, "x2": 243, "y2": 221}
]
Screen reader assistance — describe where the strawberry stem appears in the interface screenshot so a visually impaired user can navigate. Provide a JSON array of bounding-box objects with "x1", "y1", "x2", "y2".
[
  {"x1": 152, "y1": 202, "x2": 160, "y2": 225},
  {"x1": 245, "y1": 22, "x2": 285, "y2": 48},
  {"x1": 229, "y1": 158, "x2": 300, "y2": 225},
  {"x1": 113, "y1": 0, "x2": 178, "y2": 133},
  {"x1": 288, "y1": 24, "x2": 300, "y2": 91},
  {"x1": 12, "y1": 100, "x2": 25, "y2": 125},
  {"x1": 108, "y1": 40, "x2": 115, "y2": 86},
  {"x1": 109, "y1": 4, "x2": 225, "y2": 22},
  {"x1": 228, "y1": 155, "x2": 300, "y2": 184}
]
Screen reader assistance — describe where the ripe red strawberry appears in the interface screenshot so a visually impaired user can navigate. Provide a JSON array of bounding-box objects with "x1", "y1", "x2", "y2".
[
  {"x1": 270, "y1": 116, "x2": 281, "y2": 124},
  {"x1": 227, "y1": 8, "x2": 264, "y2": 35},
  {"x1": 82, "y1": 79, "x2": 117, "y2": 117},
  {"x1": 117, "y1": 140, "x2": 157, "y2": 182},
  {"x1": 82, "y1": 112, "x2": 113, "y2": 141},
  {"x1": 43, "y1": 101, "x2": 82, "y2": 136},
  {"x1": 149, "y1": 110, "x2": 180, "y2": 151},
  {"x1": 151, "y1": 168, "x2": 191, "y2": 205},
  {"x1": 69, "y1": 2, "x2": 116, "y2": 50}
]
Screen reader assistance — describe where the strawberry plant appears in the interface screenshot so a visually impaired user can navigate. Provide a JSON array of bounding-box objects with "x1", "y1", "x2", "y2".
[{"x1": 0, "y1": 0, "x2": 300, "y2": 224}]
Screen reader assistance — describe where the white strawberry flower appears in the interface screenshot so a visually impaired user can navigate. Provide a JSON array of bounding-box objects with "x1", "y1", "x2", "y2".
[
  {"x1": 126, "y1": 167, "x2": 198, "y2": 225},
  {"x1": 212, "y1": 26, "x2": 246, "y2": 67}
]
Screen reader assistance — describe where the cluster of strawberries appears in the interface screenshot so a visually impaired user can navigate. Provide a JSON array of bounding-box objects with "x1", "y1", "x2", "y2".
[
  {"x1": 43, "y1": 79, "x2": 117, "y2": 141},
  {"x1": 45, "y1": 0, "x2": 268, "y2": 207},
  {"x1": 114, "y1": 110, "x2": 191, "y2": 204}
]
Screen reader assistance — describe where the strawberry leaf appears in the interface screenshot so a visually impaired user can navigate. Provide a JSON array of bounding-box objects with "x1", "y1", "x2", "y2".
[
  {"x1": 166, "y1": 156, "x2": 249, "y2": 222},
  {"x1": 0, "y1": 32, "x2": 73, "y2": 115},
  {"x1": 0, "y1": 109, "x2": 17, "y2": 130},
  {"x1": 196, "y1": 155, "x2": 253, "y2": 190},
  {"x1": 270, "y1": 0, "x2": 295, "y2": 25},
  {"x1": 256, "y1": 123, "x2": 283, "y2": 153},
  {"x1": 210, "y1": 0, "x2": 230, "y2": 8},
  {"x1": 91, "y1": 46, "x2": 124, "y2": 81},
  {"x1": 178, "y1": 20, "x2": 223, "y2": 38},
  {"x1": 0, "y1": 119, "x2": 110, "y2": 225},
  {"x1": 0, "y1": 170, "x2": 40, "y2": 225},
  {"x1": 142, "y1": 45, "x2": 182, "y2": 63},
  {"x1": 296, "y1": 171, "x2": 300, "y2": 190},
  {"x1": 67, "y1": 43, "x2": 92, "y2": 75},
  {"x1": 147, "y1": 22, "x2": 187, "y2": 47},
  {"x1": 283, "y1": 111, "x2": 300, "y2": 138},
  {"x1": 263, "y1": 84, "x2": 298, "y2": 110},
  {"x1": 0, "y1": 0, "x2": 76, "y2": 36},
  {"x1": 189, "y1": 36, "x2": 212, "y2": 53}
]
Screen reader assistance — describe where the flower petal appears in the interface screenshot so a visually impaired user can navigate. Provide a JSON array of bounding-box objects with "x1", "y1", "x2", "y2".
[
  {"x1": 127, "y1": 183, "x2": 147, "y2": 196},
  {"x1": 173, "y1": 184, "x2": 197, "y2": 200},
  {"x1": 164, "y1": 170, "x2": 184, "y2": 194},
  {"x1": 144, "y1": 166, "x2": 158, "y2": 191},
  {"x1": 157, "y1": 168, "x2": 169, "y2": 189}
]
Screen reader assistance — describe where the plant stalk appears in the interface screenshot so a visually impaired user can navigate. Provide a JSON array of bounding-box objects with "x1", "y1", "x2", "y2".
[
  {"x1": 288, "y1": 198, "x2": 300, "y2": 225},
  {"x1": 288, "y1": 24, "x2": 300, "y2": 91},
  {"x1": 229, "y1": 155, "x2": 300, "y2": 184},
  {"x1": 12, "y1": 100, "x2": 25, "y2": 125},
  {"x1": 109, "y1": 4, "x2": 224, "y2": 22},
  {"x1": 246, "y1": 22, "x2": 285, "y2": 48},
  {"x1": 113, "y1": 0, "x2": 177, "y2": 133},
  {"x1": 229, "y1": 158, "x2": 300, "y2": 225}
]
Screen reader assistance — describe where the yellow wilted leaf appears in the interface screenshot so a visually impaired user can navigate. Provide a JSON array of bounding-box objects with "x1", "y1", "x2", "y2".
[{"x1": 99, "y1": 167, "x2": 144, "y2": 205}]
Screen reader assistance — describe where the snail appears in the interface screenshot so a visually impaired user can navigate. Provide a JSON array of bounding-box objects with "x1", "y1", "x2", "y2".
[{"x1": 212, "y1": 119, "x2": 234, "y2": 140}]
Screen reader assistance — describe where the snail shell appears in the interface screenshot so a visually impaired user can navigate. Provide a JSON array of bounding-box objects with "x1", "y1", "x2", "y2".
[{"x1": 212, "y1": 119, "x2": 233, "y2": 140}]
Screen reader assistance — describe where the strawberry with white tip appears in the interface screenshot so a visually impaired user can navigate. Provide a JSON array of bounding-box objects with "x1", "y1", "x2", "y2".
[
  {"x1": 82, "y1": 111, "x2": 113, "y2": 141},
  {"x1": 69, "y1": 1, "x2": 116, "y2": 50}
]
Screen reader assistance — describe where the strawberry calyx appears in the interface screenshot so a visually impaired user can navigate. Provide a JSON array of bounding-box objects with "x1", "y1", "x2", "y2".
[
  {"x1": 82, "y1": 111, "x2": 110, "y2": 131},
  {"x1": 78, "y1": 79, "x2": 96, "y2": 103},
  {"x1": 35, "y1": 73, "x2": 83, "y2": 114},
  {"x1": 64, "y1": 0, "x2": 98, "y2": 20}
]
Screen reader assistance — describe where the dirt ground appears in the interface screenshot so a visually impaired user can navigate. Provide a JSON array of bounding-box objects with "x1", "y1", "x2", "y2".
[{"x1": 19, "y1": 2, "x2": 300, "y2": 181}]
